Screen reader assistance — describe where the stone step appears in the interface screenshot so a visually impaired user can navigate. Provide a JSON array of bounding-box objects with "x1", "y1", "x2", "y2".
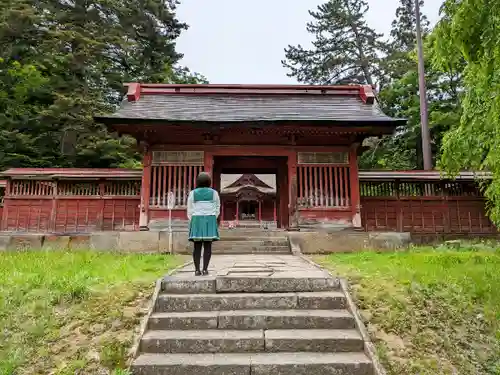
[
  {"x1": 148, "y1": 309, "x2": 355, "y2": 330},
  {"x1": 132, "y1": 352, "x2": 372, "y2": 375},
  {"x1": 219, "y1": 230, "x2": 285, "y2": 238},
  {"x1": 140, "y1": 329, "x2": 363, "y2": 354},
  {"x1": 161, "y1": 276, "x2": 340, "y2": 294},
  {"x1": 215, "y1": 276, "x2": 339, "y2": 293},
  {"x1": 155, "y1": 292, "x2": 346, "y2": 312},
  {"x1": 218, "y1": 236, "x2": 287, "y2": 242},
  {"x1": 213, "y1": 247, "x2": 290, "y2": 254},
  {"x1": 265, "y1": 329, "x2": 364, "y2": 353},
  {"x1": 214, "y1": 241, "x2": 289, "y2": 248},
  {"x1": 140, "y1": 329, "x2": 264, "y2": 354}
]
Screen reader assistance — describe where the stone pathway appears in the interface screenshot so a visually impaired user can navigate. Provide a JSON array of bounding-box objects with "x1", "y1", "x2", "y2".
[{"x1": 131, "y1": 255, "x2": 373, "y2": 375}]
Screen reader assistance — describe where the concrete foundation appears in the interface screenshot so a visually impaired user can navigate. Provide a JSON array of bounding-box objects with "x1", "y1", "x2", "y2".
[{"x1": 0, "y1": 229, "x2": 411, "y2": 253}]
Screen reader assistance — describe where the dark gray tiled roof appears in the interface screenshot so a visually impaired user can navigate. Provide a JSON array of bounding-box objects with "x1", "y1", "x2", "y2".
[{"x1": 101, "y1": 94, "x2": 402, "y2": 123}]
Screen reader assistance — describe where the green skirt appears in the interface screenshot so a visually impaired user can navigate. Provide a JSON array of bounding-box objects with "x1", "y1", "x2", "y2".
[{"x1": 189, "y1": 215, "x2": 220, "y2": 242}]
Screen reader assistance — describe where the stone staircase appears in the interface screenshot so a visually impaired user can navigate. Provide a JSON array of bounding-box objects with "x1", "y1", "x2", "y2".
[
  {"x1": 214, "y1": 229, "x2": 290, "y2": 254},
  {"x1": 131, "y1": 255, "x2": 374, "y2": 375}
]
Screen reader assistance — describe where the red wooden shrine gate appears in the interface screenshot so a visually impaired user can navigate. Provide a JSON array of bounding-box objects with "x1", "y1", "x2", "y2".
[{"x1": 139, "y1": 147, "x2": 360, "y2": 229}]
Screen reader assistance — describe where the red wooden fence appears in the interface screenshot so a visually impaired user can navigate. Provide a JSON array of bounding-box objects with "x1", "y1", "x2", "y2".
[
  {"x1": 359, "y1": 172, "x2": 495, "y2": 235},
  {"x1": 0, "y1": 171, "x2": 141, "y2": 233},
  {"x1": 0, "y1": 169, "x2": 496, "y2": 235}
]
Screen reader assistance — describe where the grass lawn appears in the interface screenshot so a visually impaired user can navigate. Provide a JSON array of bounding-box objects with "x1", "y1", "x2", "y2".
[
  {"x1": 0, "y1": 250, "x2": 187, "y2": 375},
  {"x1": 315, "y1": 245, "x2": 500, "y2": 375}
]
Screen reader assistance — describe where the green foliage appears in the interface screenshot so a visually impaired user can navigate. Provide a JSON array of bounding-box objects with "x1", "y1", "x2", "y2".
[
  {"x1": 0, "y1": 0, "x2": 206, "y2": 170},
  {"x1": 432, "y1": 0, "x2": 500, "y2": 225},
  {"x1": 360, "y1": 43, "x2": 463, "y2": 170},
  {"x1": 0, "y1": 59, "x2": 54, "y2": 168},
  {"x1": 0, "y1": 250, "x2": 185, "y2": 374},
  {"x1": 316, "y1": 245, "x2": 500, "y2": 374},
  {"x1": 282, "y1": 0, "x2": 385, "y2": 85},
  {"x1": 285, "y1": 0, "x2": 460, "y2": 171},
  {"x1": 357, "y1": 0, "x2": 463, "y2": 170},
  {"x1": 379, "y1": 0, "x2": 429, "y2": 88}
]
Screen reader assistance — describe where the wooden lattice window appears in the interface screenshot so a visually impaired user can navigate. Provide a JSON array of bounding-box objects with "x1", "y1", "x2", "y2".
[
  {"x1": 297, "y1": 165, "x2": 351, "y2": 208},
  {"x1": 152, "y1": 151, "x2": 204, "y2": 165},
  {"x1": 58, "y1": 181, "x2": 100, "y2": 196},
  {"x1": 9, "y1": 180, "x2": 55, "y2": 196},
  {"x1": 359, "y1": 180, "x2": 483, "y2": 198},
  {"x1": 150, "y1": 165, "x2": 203, "y2": 207},
  {"x1": 104, "y1": 180, "x2": 141, "y2": 196},
  {"x1": 298, "y1": 152, "x2": 349, "y2": 165}
]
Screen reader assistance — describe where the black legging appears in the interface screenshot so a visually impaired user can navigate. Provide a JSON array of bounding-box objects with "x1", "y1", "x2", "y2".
[{"x1": 193, "y1": 241, "x2": 212, "y2": 272}]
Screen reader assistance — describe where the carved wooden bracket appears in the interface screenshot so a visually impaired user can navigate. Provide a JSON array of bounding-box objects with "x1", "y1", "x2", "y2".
[
  {"x1": 288, "y1": 134, "x2": 298, "y2": 145},
  {"x1": 203, "y1": 133, "x2": 220, "y2": 144}
]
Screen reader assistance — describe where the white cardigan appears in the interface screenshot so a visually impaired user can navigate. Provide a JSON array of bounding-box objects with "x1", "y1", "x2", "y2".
[{"x1": 187, "y1": 189, "x2": 221, "y2": 220}]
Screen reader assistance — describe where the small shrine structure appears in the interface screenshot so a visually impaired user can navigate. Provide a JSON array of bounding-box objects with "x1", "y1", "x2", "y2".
[{"x1": 220, "y1": 174, "x2": 276, "y2": 225}]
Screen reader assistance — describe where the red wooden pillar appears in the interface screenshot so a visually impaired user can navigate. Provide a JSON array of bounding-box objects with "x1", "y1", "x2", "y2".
[
  {"x1": 204, "y1": 151, "x2": 213, "y2": 177},
  {"x1": 288, "y1": 151, "x2": 298, "y2": 229},
  {"x1": 97, "y1": 179, "x2": 105, "y2": 231},
  {"x1": 395, "y1": 179, "x2": 403, "y2": 232},
  {"x1": 1, "y1": 180, "x2": 10, "y2": 231},
  {"x1": 273, "y1": 199, "x2": 277, "y2": 224},
  {"x1": 349, "y1": 144, "x2": 362, "y2": 229},
  {"x1": 139, "y1": 148, "x2": 152, "y2": 231},
  {"x1": 48, "y1": 180, "x2": 58, "y2": 232}
]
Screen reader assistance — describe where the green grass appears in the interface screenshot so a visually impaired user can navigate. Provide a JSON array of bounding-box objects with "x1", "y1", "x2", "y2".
[
  {"x1": 316, "y1": 245, "x2": 500, "y2": 375},
  {"x1": 0, "y1": 250, "x2": 186, "y2": 375}
]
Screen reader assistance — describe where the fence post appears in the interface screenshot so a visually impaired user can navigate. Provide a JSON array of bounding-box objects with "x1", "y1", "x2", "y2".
[
  {"x1": 395, "y1": 179, "x2": 403, "y2": 232},
  {"x1": 49, "y1": 180, "x2": 58, "y2": 232},
  {"x1": 97, "y1": 179, "x2": 105, "y2": 231}
]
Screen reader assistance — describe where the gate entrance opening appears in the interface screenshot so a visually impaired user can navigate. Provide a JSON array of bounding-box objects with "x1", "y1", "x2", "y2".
[{"x1": 213, "y1": 155, "x2": 288, "y2": 228}]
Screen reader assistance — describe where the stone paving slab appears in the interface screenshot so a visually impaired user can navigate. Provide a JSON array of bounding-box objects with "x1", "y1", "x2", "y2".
[
  {"x1": 169, "y1": 255, "x2": 331, "y2": 279},
  {"x1": 161, "y1": 255, "x2": 338, "y2": 294}
]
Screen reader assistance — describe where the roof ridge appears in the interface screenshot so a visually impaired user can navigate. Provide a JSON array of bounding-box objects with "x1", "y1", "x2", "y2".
[{"x1": 125, "y1": 83, "x2": 375, "y2": 104}]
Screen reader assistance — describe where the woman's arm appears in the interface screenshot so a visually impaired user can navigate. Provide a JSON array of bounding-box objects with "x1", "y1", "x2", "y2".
[
  {"x1": 213, "y1": 190, "x2": 221, "y2": 218},
  {"x1": 187, "y1": 190, "x2": 194, "y2": 220}
]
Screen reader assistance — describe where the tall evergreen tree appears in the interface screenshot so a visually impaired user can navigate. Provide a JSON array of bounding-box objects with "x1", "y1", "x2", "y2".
[
  {"x1": 0, "y1": 0, "x2": 206, "y2": 170},
  {"x1": 380, "y1": 0, "x2": 430, "y2": 86},
  {"x1": 390, "y1": 0, "x2": 429, "y2": 53},
  {"x1": 282, "y1": 0, "x2": 385, "y2": 85}
]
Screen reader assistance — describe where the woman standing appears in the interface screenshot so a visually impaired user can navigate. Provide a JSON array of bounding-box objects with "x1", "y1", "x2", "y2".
[{"x1": 187, "y1": 172, "x2": 220, "y2": 276}]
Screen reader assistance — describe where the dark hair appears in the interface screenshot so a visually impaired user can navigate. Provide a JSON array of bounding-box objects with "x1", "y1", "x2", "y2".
[{"x1": 196, "y1": 172, "x2": 212, "y2": 188}]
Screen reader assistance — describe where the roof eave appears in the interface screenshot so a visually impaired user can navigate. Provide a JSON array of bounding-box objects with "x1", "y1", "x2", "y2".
[{"x1": 96, "y1": 116, "x2": 406, "y2": 127}]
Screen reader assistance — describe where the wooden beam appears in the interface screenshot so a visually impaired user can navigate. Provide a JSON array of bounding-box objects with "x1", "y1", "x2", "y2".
[
  {"x1": 126, "y1": 83, "x2": 141, "y2": 102},
  {"x1": 359, "y1": 85, "x2": 375, "y2": 104}
]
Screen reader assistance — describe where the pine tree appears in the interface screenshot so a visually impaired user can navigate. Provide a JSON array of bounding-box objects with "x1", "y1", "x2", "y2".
[
  {"x1": 391, "y1": 0, "x2": 429, "y2": 53},
  {"x1": 282, "y1": 0, "x2": 385, "y2": 85},
  {"x1": 380, "y1": 0, "x2": 430, "y2": 85}
]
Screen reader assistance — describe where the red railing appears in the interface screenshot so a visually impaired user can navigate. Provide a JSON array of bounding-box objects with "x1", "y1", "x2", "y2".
[
  {"x1": 0, "y1": 169, "x2": 495, "y2": 235},
  {"x1": 2, "y1": 178, "x2": 140, "y2": 233},
  {"x1": 359, "y1": 174, "x2": 495, "y2": 234}
]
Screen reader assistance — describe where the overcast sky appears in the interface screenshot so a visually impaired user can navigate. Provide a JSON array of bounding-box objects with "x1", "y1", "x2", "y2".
[{"x1": 176, "y1": 0, "x2": 442, "y2": 84}]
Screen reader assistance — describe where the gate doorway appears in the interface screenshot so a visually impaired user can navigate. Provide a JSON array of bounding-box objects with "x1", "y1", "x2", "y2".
[{"x1": 213, "y1": 156, "x2": 288, "y2": 228}]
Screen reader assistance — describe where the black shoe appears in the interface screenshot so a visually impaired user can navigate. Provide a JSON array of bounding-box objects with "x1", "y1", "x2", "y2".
[
  {"x1": 202, "y1": 269, "x2": 209, "y2": 276},
  {"x1": 195, "y1": 270, "x2": 202, "y2": 276}
]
